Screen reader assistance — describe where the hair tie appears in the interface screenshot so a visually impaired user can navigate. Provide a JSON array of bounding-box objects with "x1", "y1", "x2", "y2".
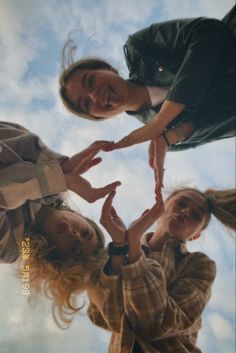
[{"x1": 206, "y1": 196, "x2": 214, "y2": 213}]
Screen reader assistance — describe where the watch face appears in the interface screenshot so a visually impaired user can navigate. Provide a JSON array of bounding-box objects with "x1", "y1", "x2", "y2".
[{"x1": 108, "y1": 242, "x2": 129, "y2": 256}]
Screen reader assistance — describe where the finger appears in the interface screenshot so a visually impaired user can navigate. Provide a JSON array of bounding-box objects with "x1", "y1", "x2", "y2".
[
  {"x1": 111, "y1": 206, "x2": 119, "y2": 218},
  {"x1": 148, "y1": 140, "x2": 154, "y2": 168},
  {"x1": 89, "y1": 140, "x2": 114, "y2": 150},
  {"x1": 95, "y1": 181, "x2": 121, "y2": 202},
  {"x1": 84, "y1": 141, "x2": 114, "y2": 156},
  {"x1": 88, "y1": 157, "x2": 102, "y2": 168},
  {"x1": 101, "y1": 190, "x2": 116, "y2": 218},
  {"x1": 149, "y1": 154, "x2": 154, "y2": 169},
  {"x1": 136, "y1": 201, "x2": 164, "y2": 231},
  {"x1": 110, "y1": 206, "x2": 124, "y2": 224},
  {"x1": 102, "y1": 142, "x2": 116, "y2": 152}
]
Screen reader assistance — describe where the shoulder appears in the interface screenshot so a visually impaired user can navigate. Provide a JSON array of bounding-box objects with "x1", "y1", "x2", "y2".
[
  {"x1": 183, "y1": 251, "x2": 217, "y2": 282},
  {"x1": 125, "y1": 17, "x2": 225, "y2": 45}
]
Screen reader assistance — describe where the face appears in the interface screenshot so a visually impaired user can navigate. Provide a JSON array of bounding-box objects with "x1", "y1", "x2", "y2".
[
  {"x1": 160, "y1": 190, "x2": 209, "y2": 241},
  {"x1": 65, "y1": 69, "x2": 130, "y2": 119},
  {"x1": 42, "y1": 209, "x2": 100, "y2": 260}
]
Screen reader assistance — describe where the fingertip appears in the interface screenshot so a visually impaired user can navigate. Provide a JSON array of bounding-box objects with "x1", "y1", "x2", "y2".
[{"x1": 102, "y1": 142, "x2": 115, "y2": 152}]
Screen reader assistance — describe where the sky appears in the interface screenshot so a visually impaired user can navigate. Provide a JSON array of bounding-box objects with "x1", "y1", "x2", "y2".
[{"x1": 0, "y1": 0, "x2": 235, "y2": 352}]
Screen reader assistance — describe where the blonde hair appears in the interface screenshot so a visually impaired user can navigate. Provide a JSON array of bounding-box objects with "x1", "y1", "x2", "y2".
[
  {"x1": 19, "y1": 213, "x2": 106, "y2": 329},
  {"x1": 204, "y1": 188, "x2": 236, "y2": 231},
  {"x1": 168, "y1": 187, "x2": 236, "y2": 231}
]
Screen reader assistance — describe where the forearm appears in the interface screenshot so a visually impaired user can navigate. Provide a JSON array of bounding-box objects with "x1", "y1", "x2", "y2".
[{"x1": 127, "y1": 236, "x2": 143, "y2": 264}]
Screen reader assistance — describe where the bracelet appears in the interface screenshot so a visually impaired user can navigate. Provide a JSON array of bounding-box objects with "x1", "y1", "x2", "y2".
[
  {"x1": 108, "y1": 242, "x2": 129, "y2": 256},
  {"x1": 162, "y1": 130, "x2": 171, "y2": 147},
  {"x1": 173, "y1": 124, "x2": 186, "y2": 143}
]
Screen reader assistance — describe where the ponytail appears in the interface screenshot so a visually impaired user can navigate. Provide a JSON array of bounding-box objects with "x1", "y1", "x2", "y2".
[{"x1": 204, "y1": 189, "x2": 236, "y2": 231}]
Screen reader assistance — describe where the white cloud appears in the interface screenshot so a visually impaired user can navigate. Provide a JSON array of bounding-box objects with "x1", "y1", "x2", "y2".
[{"x1": 207, "y1": 312, "x2": 234, "y2": 340}]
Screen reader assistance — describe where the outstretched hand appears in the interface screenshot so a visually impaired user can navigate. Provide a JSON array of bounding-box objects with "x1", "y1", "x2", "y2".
[
  {"x1": 65, "y1": 174, "x2": 121, "y2": 203},
  {"x1": 148, "y1": 136, "x2": 168, "y2": 196},
  {"x1": 62, "y1": 140, "x2": 113, "y2": 175},
  {"x1": 62, "y1": 140, "x2": 121, "y2": 203}
]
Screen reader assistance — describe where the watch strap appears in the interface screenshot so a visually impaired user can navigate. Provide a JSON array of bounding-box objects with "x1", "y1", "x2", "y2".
[{"x1": 108, "y1": 242, "x2": 129, "y2": 256}]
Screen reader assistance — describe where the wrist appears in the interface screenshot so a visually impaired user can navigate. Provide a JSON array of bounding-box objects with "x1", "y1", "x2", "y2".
[
  {"x1": 127, "y1": 236, "x2": 143, "y2": 263},
  {"x1": 61, "y1": 158, "x2": 73, "y2": 174},
  {"x1": 108, "y1": 242, "x2": 129, "y2": 256}
]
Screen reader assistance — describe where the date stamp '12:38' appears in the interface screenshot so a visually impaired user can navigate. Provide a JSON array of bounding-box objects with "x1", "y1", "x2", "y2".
[{"x1": 21, "y1": 237, "x2": 30, "y2": 296}]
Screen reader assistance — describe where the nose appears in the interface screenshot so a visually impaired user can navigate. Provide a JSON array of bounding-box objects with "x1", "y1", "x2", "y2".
[
  {"x1": 87, "y1": 87, "x2": 99, "y2": 103},
  {"x1": 181, "y1": 208, "x2": 190, "y2": 217}
]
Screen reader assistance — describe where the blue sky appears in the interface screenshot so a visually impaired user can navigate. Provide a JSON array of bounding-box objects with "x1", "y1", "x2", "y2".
[{"x1": 0, "y1": 0, "x2": 235, "y2": 352}]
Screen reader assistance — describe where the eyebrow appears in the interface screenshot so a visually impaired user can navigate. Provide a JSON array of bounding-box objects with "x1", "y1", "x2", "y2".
[
  {"x1": 82, "y1": 72, "x2": 88, "y2": 88},
  {"x1": 181, "y1": 196, "x2": 206, "y2": 215}
]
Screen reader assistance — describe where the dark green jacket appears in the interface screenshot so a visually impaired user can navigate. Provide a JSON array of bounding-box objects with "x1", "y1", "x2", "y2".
[{"x1": 124, "y1": 16, "x2": 236, "y2": 151}]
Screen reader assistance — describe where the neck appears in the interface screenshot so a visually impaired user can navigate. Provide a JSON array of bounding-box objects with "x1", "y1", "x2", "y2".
[{"x1": 126, "y1": 81, "x2": 151, "y2": 112}]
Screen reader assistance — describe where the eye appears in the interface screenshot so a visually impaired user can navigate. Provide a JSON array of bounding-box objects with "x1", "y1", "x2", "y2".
[
  {"x1": 85, "y1": 73, "x2": 96, "y2": 89},
  {"x1": 81, "y1": 228, "x2": 90, "y2": 239},
  {"x1": 191, "y1": 211, "x2": 201, "y2": 221},
  {"x1": 176, "y1": 199, "x2": 187, "y2": 208}
]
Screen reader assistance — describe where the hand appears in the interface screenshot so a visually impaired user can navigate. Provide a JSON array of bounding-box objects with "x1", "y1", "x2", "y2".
[
  {"x1": 128, "y1": 195, "x2": 164, "y2": 240},
  {"x1": 100, "y1": 191, "x2": 127, "y2": 244},
  {"x1": 153, "y1": 136, "x2": 168, "y2": 196},
  {"x1": 62, "y1": 140, "x2": 113, "y2": 175},
  {"x1": 127, "y1": 195, "x2": 165, "y2": 263},
  {"x1": 100, "y1": 192, "x2": 165, "y2": 263},
  {"x1": 65, "y1": 174, "x2": 121, "y2": 203}
]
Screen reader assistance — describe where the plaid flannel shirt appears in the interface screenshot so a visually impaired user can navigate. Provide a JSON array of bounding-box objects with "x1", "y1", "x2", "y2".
[
  {"x1": 0, "y1": 121, "x2": 68, "y2": 263},
  {"x1": 87, "y1": 235, "x2": 216, "y2": 353}
]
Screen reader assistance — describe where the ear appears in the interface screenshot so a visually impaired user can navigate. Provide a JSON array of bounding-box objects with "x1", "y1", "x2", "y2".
[{"x1": 189, "y1": 231, "x2": 201, "y2": 241}]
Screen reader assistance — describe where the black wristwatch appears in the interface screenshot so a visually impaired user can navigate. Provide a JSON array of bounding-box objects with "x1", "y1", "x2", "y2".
[{"x1": 108, "y1": 242, "x2": 129, "y2": 256}]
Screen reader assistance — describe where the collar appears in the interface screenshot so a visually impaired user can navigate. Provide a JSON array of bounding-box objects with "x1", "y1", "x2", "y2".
[{"x1": 141, "y1": 232, "x2": 188, "y2": 255}]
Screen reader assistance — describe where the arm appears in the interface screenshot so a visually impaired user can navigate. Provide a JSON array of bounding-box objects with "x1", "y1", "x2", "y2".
[
  {"x1": 120, "y1": 251, "x2": 216, "y2": 340},
  {"x1": 149, "y1": 120, "x2": 194, "y2": 193},
  {"x1": 107, "y1": 18, "x2": 233, "y2": 149}
]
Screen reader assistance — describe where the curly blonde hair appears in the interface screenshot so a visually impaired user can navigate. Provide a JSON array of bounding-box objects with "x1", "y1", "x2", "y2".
[{"x1": 19, "y1": 214, "x2": 106, "y2": 329}]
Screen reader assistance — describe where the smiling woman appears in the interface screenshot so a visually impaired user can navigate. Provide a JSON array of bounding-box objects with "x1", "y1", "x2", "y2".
[{"x1": 59, "y1": 8, "x2": 236, "y2": 193}]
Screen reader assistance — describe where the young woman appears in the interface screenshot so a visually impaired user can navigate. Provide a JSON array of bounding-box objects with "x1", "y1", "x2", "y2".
[
  {"x1": 0, "y1": 121, "x2": 120, "y2": 263},
  {"x1": 59, "y1": 7, "x2": 236, "y2": 191},
  {"x1": 23, "y1": 185, "x2": 236, "y2": 353}
]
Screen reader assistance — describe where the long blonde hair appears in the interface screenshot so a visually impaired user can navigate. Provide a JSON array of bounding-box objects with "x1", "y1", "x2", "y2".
[{"x1": 19, "y1": 213, "x2": 106, "y2": 329}]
